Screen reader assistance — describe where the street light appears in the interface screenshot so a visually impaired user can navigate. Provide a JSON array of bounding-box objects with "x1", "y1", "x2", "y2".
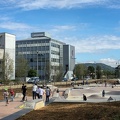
[{"x1": 37, "y1": 51, "x2": 39, "y2": 77}]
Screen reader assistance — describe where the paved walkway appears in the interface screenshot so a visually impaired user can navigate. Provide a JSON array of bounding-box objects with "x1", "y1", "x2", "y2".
[
  {"x1": 0, "y1": 95, "x2": 55, "y2": 120},
  {"x1": 0, "y1": 96, "x2": 33, "y2": 120}
]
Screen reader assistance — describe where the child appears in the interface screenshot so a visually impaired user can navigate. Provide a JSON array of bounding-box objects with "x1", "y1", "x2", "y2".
[
  {"x1": 3, "y1": 89, "x2": 9, "y2": 106},
  {"x1": 10, "y1": 89, "x2": 14, "y2": 102}
]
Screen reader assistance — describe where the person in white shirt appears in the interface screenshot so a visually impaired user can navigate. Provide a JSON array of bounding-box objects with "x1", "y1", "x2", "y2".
[
  {"x1": 39, "y1": 87, "x2": 44, "y2": 99},
  {"x1": 36, "y1": 86, "x2": 40, "y2": 99},
  {"x1": 32, "y1": 84, "x2": 37, "y2": 100}
]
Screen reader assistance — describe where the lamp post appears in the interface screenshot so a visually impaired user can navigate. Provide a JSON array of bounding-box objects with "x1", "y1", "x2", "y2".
[{"x1": 37, "y1": 51, "x2": 38, "y2": 77}]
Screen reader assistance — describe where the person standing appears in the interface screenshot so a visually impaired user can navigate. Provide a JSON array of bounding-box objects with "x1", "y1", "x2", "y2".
[
  {"x1": 22, "y1": 85, "x2": 27, "y2": 102},
  {"x1": 3, "y1": 89, "x2": 9, "y2": 106},
  {"x1": 102, "y1": 90, "x2": 105, "y2": 97},
  {"x1": 21, "y1": 84, "x2": 25, "y2": 101},
  {"x1": 45, "y1": 86, "x2": 51, "y2": 102},
  {"x1": 83, "y1": 94, "x2": 87, "y2": 101},
  {"x1": 32, "y1": 83, "x2": 37, "y2": 100},
  {"x1": 36, "y1": 86, "x2": 40, "y2": 99},
  {"x1": 39, "y1": 86, "x2": 44, "y2": 99},
  {"x1": 10, "y1": 88, "x2": 14, "y2": 102},
  {"x1": 22, "y1": 84, "x2": 25, "y2": 92}
]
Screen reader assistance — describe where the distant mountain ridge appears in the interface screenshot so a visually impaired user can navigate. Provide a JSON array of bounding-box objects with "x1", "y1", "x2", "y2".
[{"x1": 83, "y1": 63, "x2": 115, "y2": 71}]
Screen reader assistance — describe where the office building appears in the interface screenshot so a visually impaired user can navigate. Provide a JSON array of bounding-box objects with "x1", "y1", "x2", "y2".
[
  {"x1": 16, "y1": 32, "x2": 75, "y2": 80},
  {"x1": 63, "y1": 45, "x2": 75, "y2": 79},
  {"x1": 0, "y1": 33, "x2": 15, "y2": 80}
]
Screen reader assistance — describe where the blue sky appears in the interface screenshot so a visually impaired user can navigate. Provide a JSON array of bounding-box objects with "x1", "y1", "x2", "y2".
[{"x1": 0, "y1": 0, "x2": 120, "y2": 67}]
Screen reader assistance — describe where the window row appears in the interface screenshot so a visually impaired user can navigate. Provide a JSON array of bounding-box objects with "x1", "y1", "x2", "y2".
[
  {"x1": 51, "y1": 43, "x2": 60, "y2": 48},
  {"x1": 17, "y1": 46, "x2": 50, "y2": 51}
]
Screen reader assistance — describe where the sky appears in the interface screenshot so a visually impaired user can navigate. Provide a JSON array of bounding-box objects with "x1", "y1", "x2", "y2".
[{"x1": 0, "y1": 0, "x2": 120, "y2": 68}]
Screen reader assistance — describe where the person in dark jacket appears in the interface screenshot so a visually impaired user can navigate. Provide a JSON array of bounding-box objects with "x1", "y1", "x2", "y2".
[
  {"x1": 83, "y1": 94, "x2": 87, "y2": 101},
  {"x1": 22, "y1": 85, "x2": 27, "y2": 102},
  {"x1": 102, "y1": 90, "x2": 105, "y2": 97}
]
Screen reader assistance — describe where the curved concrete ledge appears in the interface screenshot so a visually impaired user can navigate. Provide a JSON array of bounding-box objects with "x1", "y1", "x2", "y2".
[{"x1": 18, "y1": 99, "x2": 45, "y2": 110}]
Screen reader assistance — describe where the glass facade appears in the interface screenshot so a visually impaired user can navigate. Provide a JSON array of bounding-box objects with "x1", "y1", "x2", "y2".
[{"x1": 16, "y1": 32, "x2": 66, "y2": 80}]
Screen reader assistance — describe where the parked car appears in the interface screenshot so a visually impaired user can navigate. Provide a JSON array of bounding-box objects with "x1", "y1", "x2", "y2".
[
  {"x1": 71, "y1": 77, "x2": 78, "y2": 81},
  {"x1": 27, "y1": 77, "x2": 40, "y2": 84},
  {"x1": 62, "y1": 78, "x2": 68, "y2": 82}
]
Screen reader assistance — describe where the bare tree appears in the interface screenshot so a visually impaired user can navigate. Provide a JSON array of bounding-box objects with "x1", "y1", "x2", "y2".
[
  {"x1": 2, "y1": 52, "x2": 14, "y2": 81},
  {"x1": 15, "y1": 55, "x2": 29, "y2": 81}
]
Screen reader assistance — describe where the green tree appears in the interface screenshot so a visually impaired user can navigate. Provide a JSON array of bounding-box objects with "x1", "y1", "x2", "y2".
[
  {"x1": 96, "y1": 65, "x2": 102, "y2": 79},
  {"x1": 28, "y1": 69, "x2": 37, "y2": 77},
  {"x1": 55, "y1": 64, "x2": 64, "y2": 82},
  {"x1": 88, "y1": 66, "x2": 95, "y2": 79},
  {"x1": 74, "y1": 64, "x2": 87, "y2": 79}
]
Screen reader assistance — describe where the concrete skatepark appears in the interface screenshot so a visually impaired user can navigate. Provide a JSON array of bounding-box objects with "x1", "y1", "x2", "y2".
[{"x1": 0, "y1": 84, "x2": 120, "y2": 119}]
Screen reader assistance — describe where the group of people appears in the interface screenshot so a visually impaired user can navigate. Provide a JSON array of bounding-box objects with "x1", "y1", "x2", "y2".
[
  {"x1": 3, "y1": 88, "x2": 15, "y2": 106},
  {"x1": 2, "y1": 83, "x2": 51, "y2": 106},
  {"x1": 32, "y1": 83, "x2": 51, "y2": 102},
  {"x1": 21, "y1": 83, "x2": 51, "y2": 102}
]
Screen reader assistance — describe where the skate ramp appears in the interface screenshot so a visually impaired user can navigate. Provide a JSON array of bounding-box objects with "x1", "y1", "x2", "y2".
[
  {"x1": 63, "y1": 87, "x2": 120, "y2": 102},
  {"x1": 106, "y1": 91, "x2": 120, "y2": 95},
  {"x1": 18, "y1": 99, "x2": 45, "y2": 110},
  {"x1": 65, "y1": 88, "x2": 98, "y2": 100},
  {"x1": 88, "y1": 94, "x2": 106, "y2": 99}
]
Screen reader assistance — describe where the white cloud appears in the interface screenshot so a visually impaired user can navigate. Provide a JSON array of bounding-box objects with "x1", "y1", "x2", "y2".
[
  {"x1": 0, "y1": 16, "x2": 11, "y2": 21},
  {"x1": 0, "y1": 19, "x2": 41, "y2": 39},
  {"x1": 0, "y1": 21, "x2": 34, "y2": 30},
  {"x1": 99, "y1": 58, "x2": 117, "y2": 67},
  {"x1": 61, "y1": 35, "x2": 120, "y2": 53},
  {"x1": 51, "y1": 25, "x2": 76, "y2": 32},
  {"x1": 85, "y1": 58, "x2": 117, "y2": 67},
  {"x1": 1, "y1": 0, "x2": 120, "y2": 10}
]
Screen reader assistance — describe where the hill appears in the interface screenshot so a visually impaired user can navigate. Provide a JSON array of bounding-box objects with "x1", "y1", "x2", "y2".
[{"x1": 83, "y1": 63, "x2": 115, "y2": 71}]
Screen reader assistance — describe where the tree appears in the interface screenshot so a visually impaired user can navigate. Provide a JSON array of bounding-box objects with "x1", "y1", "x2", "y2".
[
  {"x1": 55, "y1": 64, "x2": 64, "y2": 82},
  {"x1": 74, "y1": 64, "x2": 87, "y2": 79},
  {"x1": 96, "y1": 65, "x2": 102, "y2": 79},
  {"x1": 87, "y1": 66, "x2": 95, "y2": 79},
  {"x1": 28, "y1": 69, "x2": 37, "y2": 77},
  {"x1": 2, "y1": 52, "x2": 14, "y2": 81},
  {"x1": 15, "y1": 55, "x2": 29, "y2": 81},
  {"x1": 44, "y1": 62, "x2": 51, "y2": 82}
]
